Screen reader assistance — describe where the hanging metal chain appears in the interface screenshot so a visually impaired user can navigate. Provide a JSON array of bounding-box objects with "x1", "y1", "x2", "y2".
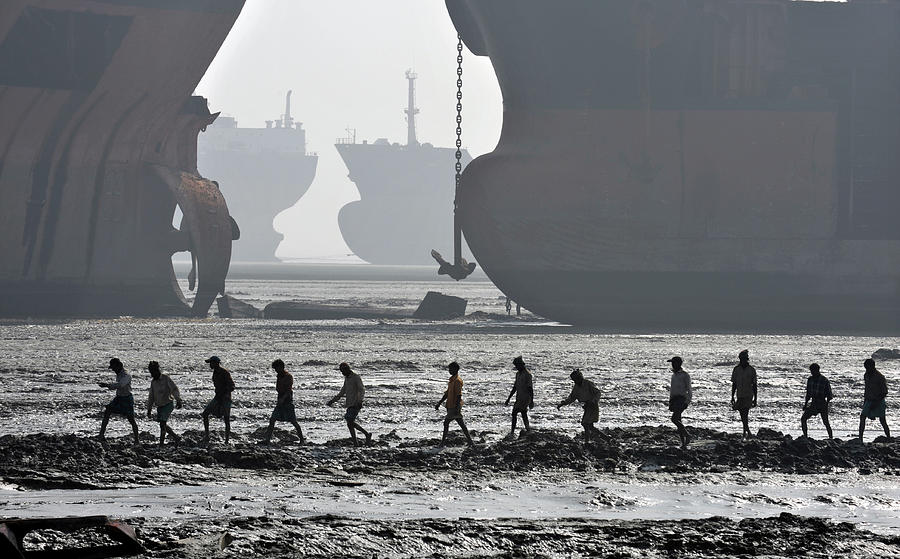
[{"x1": 453, "y1": 34, "x2": 464, "y2": 266}]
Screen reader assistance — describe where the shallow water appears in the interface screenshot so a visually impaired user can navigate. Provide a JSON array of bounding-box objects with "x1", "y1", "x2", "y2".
[{"x1": 1, "y1": 264, "x2": 899, "y2": 535}]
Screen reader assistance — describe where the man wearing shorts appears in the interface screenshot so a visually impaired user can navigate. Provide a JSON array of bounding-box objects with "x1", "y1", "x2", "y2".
[
  {"x1": 668, "y1": 356, "x2": 692, "y2": 449},
  {"x1": 146, "y1": 360, "x2": 183, "y2": 446},
  {"x1": 557, "y1": 369, "x2": 601, "y2": 443},
  {"x1": 800, "y1": 363, "x2": 832, "y2": 439},
  {"x1": 505, "y1": 356, "x2": 534, "y2": 439},
  {"x1": 435, "y1": 362, "x2": 474, "y2": 447},
  {"x1": 99, "y1": 357, "x2": 140, "y2": 445},
  {"x1": 328, "y1": 362, "x2": 371, "y2": 446},
  {"x1": 859, "y1": 358, "x2": 890, "y2": 441},
  {"x1": 731, "y1": 349, "x2": 758, "y2": 440},
  {"x1": 263, "y1": 359, "x2": 305, "y2": 445},
  {"x1": 201, "y1": 356, "x2": 234, "y2": 444}
]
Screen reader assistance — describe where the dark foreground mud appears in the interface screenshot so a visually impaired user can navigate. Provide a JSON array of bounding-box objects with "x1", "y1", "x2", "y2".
[
  {"x1": 2, "y1": 427, "x2": 899, "y2": 489},
  {"x1": 18, "y1": 513, "x2": 900, "y2": 558}
]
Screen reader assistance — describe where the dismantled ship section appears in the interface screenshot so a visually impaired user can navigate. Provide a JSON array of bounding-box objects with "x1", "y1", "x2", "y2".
[
  {"x1": 448, "y1": 0, "x2": 900, "y2": 330},
  {"x1": 0, "y1": 0, "x2": 244, "y2": 317}
]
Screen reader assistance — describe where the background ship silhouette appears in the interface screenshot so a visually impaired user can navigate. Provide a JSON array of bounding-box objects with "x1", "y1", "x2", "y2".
[
  {"x1": 199, "y1": 92, "x2": 318, "y2": 262},
  {"x1": 448, "y1": 0, "x2": 900, "y2": 331},
  {"x1": 336, "y1": 71, "x2": 472, "y2": 265}
]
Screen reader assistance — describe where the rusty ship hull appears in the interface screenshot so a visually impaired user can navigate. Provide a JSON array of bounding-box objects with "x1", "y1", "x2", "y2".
[
  {"x1": 447, "y1": 0, "x2": 900, "y2": 331},
  {"x1": 0, "y1": 0, "x2": 243, "y2": 316}
]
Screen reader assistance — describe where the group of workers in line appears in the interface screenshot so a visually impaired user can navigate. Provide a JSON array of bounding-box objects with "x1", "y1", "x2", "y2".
[{"x1": 98, "y1": 351, "x2": 892, "y2": 448}]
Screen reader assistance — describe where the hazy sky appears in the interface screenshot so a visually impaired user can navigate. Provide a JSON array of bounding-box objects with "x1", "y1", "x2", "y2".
[{"x1": 196, "y1": 0, "x2": 503, "y2": 259}]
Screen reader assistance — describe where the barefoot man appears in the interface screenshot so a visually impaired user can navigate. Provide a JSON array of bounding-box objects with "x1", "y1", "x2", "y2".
[
  {"x1": 859, "y1": 358, "x2": 891, "y2": 441},
  {"x1": 505, "y1": 356, "x2": 534, "y2": 439},
  {"x1": 146, "y1": 361, "x2": 183, "y2": 446},
  {"x1": 99, "y1": 357, "x2": 140, "y2": 445},
  {"x1": 668, "y1": 356, "x2": 692, "y2": 449},
  {"x1": 327, "y1": 362, "x2": 372, "y2": 446},
  {"x1": 436, "y1": 362, "x2": 474, "y2": 446},
  {"x1": 557, "y1": 369, "x2": 601, "y2": 443},
  {"x1": 263, "y1": 359, "x2": 305, "y2": 445},
  {"x1": 201, "y1": 356, "x2": 234, "y2": 444},
  {"x1": 801, "y1": 363, "x2": 833, "y2": 439},
  {"x1": 731, "y1": 349, "x2": 758, "y2": 440}
]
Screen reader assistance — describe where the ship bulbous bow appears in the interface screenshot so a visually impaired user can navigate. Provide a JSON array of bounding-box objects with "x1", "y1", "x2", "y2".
[
  {"x1": 448, "y1": 0, "x2": 900, "y2": 331},
  {"x1": 0, "y1": 0, "x2": 244, "y2": 317}
]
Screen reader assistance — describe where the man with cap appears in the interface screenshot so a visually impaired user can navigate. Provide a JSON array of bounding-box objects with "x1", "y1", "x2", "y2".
[
  {"x1": 262, "y1": 359, "x2": 305, "y2": 445},
  {"x1": 99, "y1": 357, "x2": 140, "y2": 445},
  {"x1": 328, "y1": 362, "x2": 371, "y2": 446},
  {"x1": 668, "y1": 356, "x2": 692, "y2": 449},
  {"x1": 201, "y1": 356, "x2": 234, "y2": 444},
  {"x1": 435, "y1": 362, "x2": 474, "y2": 446},
  {"x1": 801, "y1": 363, "x2": 833, "y2": 439},
  {"x1": 505, "y1": 356, "x2": 534, "y2": 439},
  {"x1": 557, "y1": 369, "x2": 601, "y2": 443},
  {"x1": 859, "y1": 358, "x2": 890, "y2": 441},
  {"x1": 146, "y1": 361, "x2": 183, "y2": 446},
  {"x1": 731, "y1": 349, "x2": 758, "y2": 440}
]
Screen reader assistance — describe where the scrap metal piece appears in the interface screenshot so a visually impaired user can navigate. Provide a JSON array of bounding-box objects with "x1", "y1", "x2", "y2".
[{"x1": 0, "y1": 516, "x2": 142, "y2": 558}]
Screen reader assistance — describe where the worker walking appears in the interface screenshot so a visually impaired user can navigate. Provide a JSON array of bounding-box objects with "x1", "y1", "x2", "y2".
[
  {"x1": 505, "y1": 356, "x2": 534, "y2": 439},
  {"x1": 668, "y1": 356, "x2": 692, "y2": 449},
  {"x1": 201, "y1": 356, "x2": 234, "y2": 445},
  {"x1": 557, "y1": 369, "x2": 601, "y2": 443},
  {"x1": 800, "y1": 363, "x2": 833, "y2": 439},
  {"x1": 859, "y1": 358, "x2": 891, "y2": 441},
  {"x1": 435, "y1": 362, "x2": 474, "y2": 447},
  {"x1": 731, "y1": 349, "x2": 758, "y2": 440},
  {"x1": 262, "y1": 359, "x2": 305, "y2": 445},
  {"x1": 99, "y1": 357, "x2": 140, "y2": 445},
  {"x1": 146, "y1": 361, "x2": 183, "y2": 447},
  {"x1": 327, "y1": 362, "x2": 372, "y2": 446}
]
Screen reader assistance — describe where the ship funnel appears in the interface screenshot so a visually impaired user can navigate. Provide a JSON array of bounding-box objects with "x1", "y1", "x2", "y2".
[
  {"x1": 284, "y1": 90, "x2": 293, "y2": 128},
  {"x1": 405, "y1": 70, "x2": 419, "y2": 146}
]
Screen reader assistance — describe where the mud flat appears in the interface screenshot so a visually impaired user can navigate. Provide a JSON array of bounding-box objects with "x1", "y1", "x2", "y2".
[
  {"x1": 2, "y1": 427, "x2": 899, "y2": 490},
  {"x1": 15, "y1": 513, "x2": 899, "y2": 558}
]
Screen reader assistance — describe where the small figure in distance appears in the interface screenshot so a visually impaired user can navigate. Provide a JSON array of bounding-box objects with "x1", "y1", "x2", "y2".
[
  {"x1": 431, "y1": 249, "x2": 477, "y2": 281},
  {"x1": 505, "y1": 297, "x2": 512, "y2": 315},
  {"x1": 731, "y1": 349, "x2": 758, "y2": 440},
  {"x1": 557, "y1": 369, "x2": 601, "y2": 444},
  {"x1": 262, "y1": 359, "x2": 305, "y2": 445},
  {"x1": 505, "y1": 356, "x2": 535, "y2": 439},
  {"x1": 99, "y1": 357, "x2": 140, "y2": 445},
  {"x1": 668, "y1": 356, "x2": 692, "y2": 449},
  {"x1": 859, "y1": 358, "x2": 891, "y2": 441},
  {"x1": 201, "y1": 356, "x2": 234, "y2": 445},
  {"x1": 435, "y1": 361, "x2": 474, "y2": 447},
  {"x1": 146, "y1": 361, "x2": 183, "y2": 447},
  {"x1": 327, "y1": 362, "x2": 372, "y2": 447},
  {"x1": 801, "y1": 363, "x2": 833, "y2": 440}
]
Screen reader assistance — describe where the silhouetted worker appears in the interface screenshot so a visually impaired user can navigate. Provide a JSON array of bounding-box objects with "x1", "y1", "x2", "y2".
[
  {"x1": 859, "y1": 358, "x2": 890, "y2": 441},
  {"x1": 557, "y1": 369, "x2": 601, "y2": 443},
  {"x1": 505, "y1": 297, "x2": 512, "y2": 315},
  {"x1": 516, "y1": 303, "x2": 521, "y2": 316},
  {"x1": 435, "y1": 361, "x2": 474, "y2": 446},
  {"x1": 668, "y1": 356, "x2": 692, "y2": 449},
  {"x1": 263, "y1": 359, "x2": 305, "y2": 445},
  {"x1": 201, "y1": 356, "x2": 234, "y2": 444},
  {"x1": 146, "y1": 361, "x2": 182, "y2": 447},
  {"x1": 505, "y1": 356, "x2": 534, "y2": 439},
  {"x1": 431, "y1": 249, "x2": 477, "y2": 281},
  {"x1": 99, "y1": 357, "x2": 140, "y2": 445},
  {"x1": 731, "y1": 349, "x2": 758, "y2": 440},
  {"x1": 327, "y1": 362, "x2": 372, "y2": 446},
  {"x1": 801, "y1": 363, "x2": 833, "y2": 439}
]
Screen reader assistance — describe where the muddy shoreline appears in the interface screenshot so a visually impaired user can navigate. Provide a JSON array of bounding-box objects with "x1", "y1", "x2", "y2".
[
  {"x1": 2, "y1": 427, "x2": 898, "y2": 490},
  {"x1": 18, "y1": 513, "x2": 900, "y2": 558}
]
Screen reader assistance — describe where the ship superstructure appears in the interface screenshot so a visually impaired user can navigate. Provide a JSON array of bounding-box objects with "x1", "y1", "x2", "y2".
[
  {"x1": 199, "y1": 92, "x2": 318, "y2": 262},
  {"x1": 335, "y1": 71, "x2": 472, "y2": 265}
]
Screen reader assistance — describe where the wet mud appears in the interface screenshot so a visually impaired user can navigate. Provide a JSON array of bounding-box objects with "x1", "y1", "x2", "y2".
[
  {"x1": 19, "y1": 513, "x2": 900, "y2": 558},
  {"x1": 2, "y1": 427, "x2": 898, "y2": 489}
]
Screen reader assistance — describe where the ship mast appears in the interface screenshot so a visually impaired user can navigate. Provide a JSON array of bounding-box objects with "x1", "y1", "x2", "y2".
[
  {"x1": 283, "y1": 90, "x2": 293, "y2": 128},
  {"x1": 404, "y1": 70, "x2": 419, "y2": 146}
]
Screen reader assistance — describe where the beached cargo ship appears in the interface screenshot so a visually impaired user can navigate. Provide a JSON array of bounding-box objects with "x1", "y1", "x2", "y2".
[
  {"x1": 336, "y1": 71, "x2": 472, "y2": 265},
  {"x1": 198, "y1": 92, "x2": 318, "y2": 262},
  {"x1": 0, "y1": 0, "x2": 243, "y2": 316},
  {"x1": 447, "y1": 0, "x2": 900, "y2": 330}
]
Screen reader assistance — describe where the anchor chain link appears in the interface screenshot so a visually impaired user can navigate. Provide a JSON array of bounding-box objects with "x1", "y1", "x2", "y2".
[{"x1": 453, "y1": 34, "x2": 464, "y2": 266}]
